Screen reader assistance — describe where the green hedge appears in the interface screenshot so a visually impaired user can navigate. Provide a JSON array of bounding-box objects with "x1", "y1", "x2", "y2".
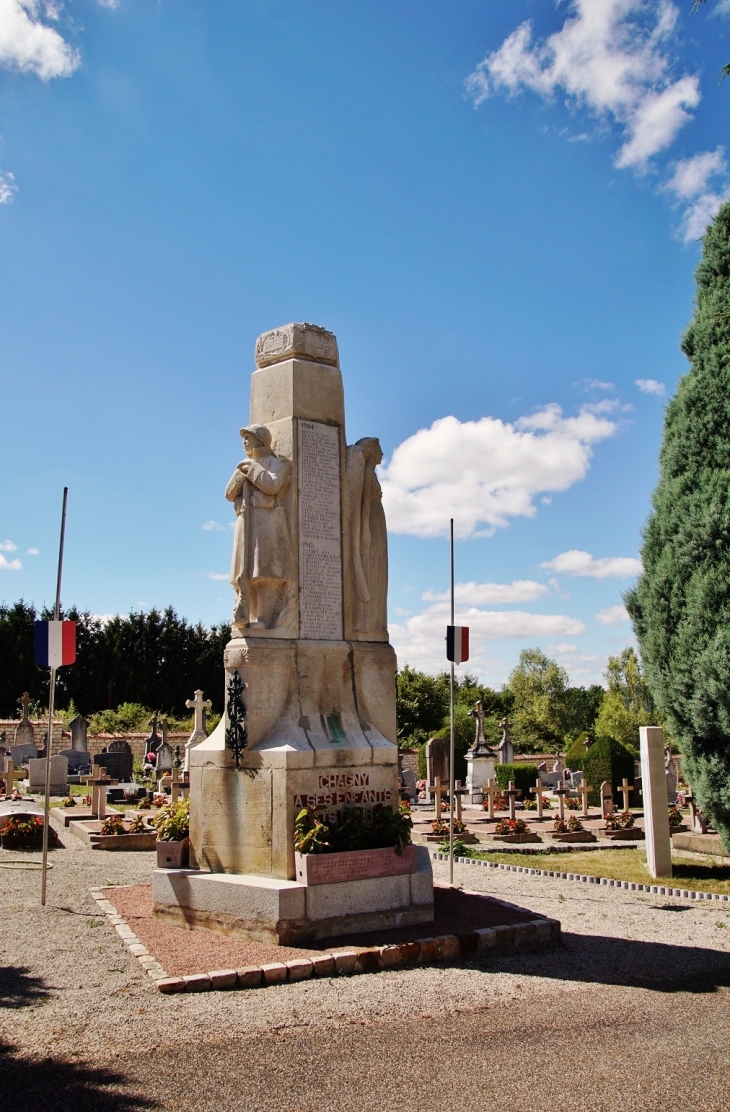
[
  {"x1": 495, "y1": 764, "x2": 539, "y2": 799},
  {"x1": 564, "y1": 732, "x2": 592, "y2": 770},
  {"x1": 582, "y1": 737, "x2": 636, "y2": 807}
]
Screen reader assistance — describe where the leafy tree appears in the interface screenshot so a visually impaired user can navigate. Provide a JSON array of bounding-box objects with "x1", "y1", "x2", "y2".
[
  {"x1": 593, "y1": 647, "x2": 662, "y2": 755},
  {"x1": 626, "y1": 200, "x2": 730, "y2": 850},
  {"x1": 395, "y1": 666, "x2": 448, "y2": 745},
  {"x1": 506, "y1": 648, "x2": 569, "y2": 752},
  {"x1": 563, "y1": 685, "x2": 604, "y2": 740}
]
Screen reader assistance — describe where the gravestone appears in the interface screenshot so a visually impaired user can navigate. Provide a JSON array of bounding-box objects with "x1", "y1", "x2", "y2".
[
  {"x1": 108, "y1": 739, "x2": 133, "y2": 782},
  {"x1": 497, "y1": 716, "x2": 514, "y2": 765},
  {"x1": 641, "y1": 726, "x2": 672, "y2": 878},
  {"x1": 93, "y1": 751, "x2": 131, "y2": 783},
  {"x1": 59, "y1": 749, "x2": 92, "y2": 776},
  {"x1": 156, "y1": 741, "x2": 173, "y2": 775},
  {"x1": 665, "y1": 746, "x2": 677, "y2": 803},
  {"x1": 11, "y1": 741, "x2": 38, "y2": 767},
  {"x1": 13, "y1": 692, "x2": 35, "y2": 754},
  {"x1": 425, "y1": 737, "x2": 449, "y2": 798},
  {"x1": 29, "y1": 755, "x2": 68, "y2": 795},
  {"x1": 465, "y1": 701, "x2": 496, "y2": 801},
  {"x1": 600, "y1": 780, "x2": 614, "y2": 817},
  {"x1": 143, "y1": 714, "x2": 161, "y2": 759},
  {"x1": 184, "y1": 689, "x2": 212, "y2": 772},
  {"x1": 158, "y1": 322, "x2": 433, "y2": 945},
  {"x1": 69, "y1": 713, "x2": 89, "y2": 752}
]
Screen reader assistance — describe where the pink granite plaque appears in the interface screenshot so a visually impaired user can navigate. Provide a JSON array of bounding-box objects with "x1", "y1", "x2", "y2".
[{"x1": 295, "y1": 844, "x2": 417, "y2": 886}]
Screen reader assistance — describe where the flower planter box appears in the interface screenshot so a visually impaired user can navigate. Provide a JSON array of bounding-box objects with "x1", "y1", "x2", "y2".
[
  {"x1": 294, "y1": 844, "x2": 417, "y2": 885},
  {"x1": 425, "y1": 832, "x2": 478, "y2": 844},
  {"x1": 550, "y1": 831, "x2": 597, "y2": 843},
  {"x1": 601, "y1": 828, "x2": 645, "y2": 840},
  {"x1": 1, "y1": 832, "x2": 43, "y2": 850},
  {"x1": 490, "y1": 833, "x2": 542, "y2": 844},
  {"x1": 156, "y1": 838, "x2": 190, "y2": 868}
]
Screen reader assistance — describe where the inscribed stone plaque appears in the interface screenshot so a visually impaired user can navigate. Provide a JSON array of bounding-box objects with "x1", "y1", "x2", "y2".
[{"x1": 298, "y1": 419, "x2": 343, "y2": 639}]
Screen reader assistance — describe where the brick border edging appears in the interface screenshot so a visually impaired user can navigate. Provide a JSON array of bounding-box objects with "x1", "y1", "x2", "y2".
[
  {"x1": 437, "y1": 852, "x2": 730, "y2": 902},
  {"x1": 90, "y1": 885, "x2": 560, "y2": 995}
]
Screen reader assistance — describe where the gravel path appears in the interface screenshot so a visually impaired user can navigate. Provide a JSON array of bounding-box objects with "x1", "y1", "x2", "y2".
[{"x1": 2, "y1": 822, "x2": 729, "y2": 1110}]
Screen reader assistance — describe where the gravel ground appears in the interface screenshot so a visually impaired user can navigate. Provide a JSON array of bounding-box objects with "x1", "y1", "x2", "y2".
[{"x1": 2, "y1": 817, "x2": 730, "y2": 1111}]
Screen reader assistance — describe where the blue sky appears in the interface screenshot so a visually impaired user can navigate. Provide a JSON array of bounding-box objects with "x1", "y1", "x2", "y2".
[{"x1": 1, "y1": 0, "x2": 729, "y2": 689}]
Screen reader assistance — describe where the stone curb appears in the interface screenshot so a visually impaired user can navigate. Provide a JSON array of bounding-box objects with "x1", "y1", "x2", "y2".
[
  {"x1": 90, "y1": 886, "x2": 560, "y2": 996},
  {"x1": 89, "y1": 888, "x2": 170, "y2": 982},
  {"x1": 433, "y1": 853, "x2": 730, "y2": 902}
]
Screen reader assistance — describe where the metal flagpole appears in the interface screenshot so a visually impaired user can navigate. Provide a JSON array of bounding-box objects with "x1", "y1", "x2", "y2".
[
  {"x1": 41, "y1": 487, "x2": 68, "y2": 907},
  {"x1": 449, "y1": 517, "x2": 455, "y2": 886}
]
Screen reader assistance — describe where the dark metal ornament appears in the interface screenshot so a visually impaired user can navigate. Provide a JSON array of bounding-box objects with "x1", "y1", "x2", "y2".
[{"x1": 225, "y1": 670, "x2": 248, "y2": 766}]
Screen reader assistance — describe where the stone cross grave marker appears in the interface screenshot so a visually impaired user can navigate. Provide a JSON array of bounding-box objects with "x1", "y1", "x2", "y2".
[
  {"x1": 484, "y1": 778, "x2": 499, "y2": 819},
  {"x1": 530, "y1": 778, "x2": 544, "y2": 819},
  {"x1": 427, "y1": 776, "x2": 447, "y2": 816},
  {"x1": 618, "y1": 778, "x2": 633, "y2": 813},
  {"x1": 578, "y1": 780, "x2": 592, "y2": 817},
  {"x1": 601, "y1": 781, "x2": 614, "y2": 818},
  {"x1": 14, "y1": 691, "x2": 35, "y2": 750},
  {"x1": 554, "y1": 780, "x2": 571, "y2": 822},
  {"x1": 504, "y1": 780, "x2": 519, "y2": 822},
  {"x1": 159, "y1": 766, "x2": 187, "y2": 804},
  {"x1": 184, "y1": 689, "x2": 212, "y2": 772},
  {"x1": 82, "y1": 767, "x2": 118, "y2": 820},
  {"x1": 453, "y1": 779, "x2": 467, "y2": 825}
]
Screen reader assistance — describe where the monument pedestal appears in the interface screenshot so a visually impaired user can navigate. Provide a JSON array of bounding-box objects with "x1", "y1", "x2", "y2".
[{"x1": 153, "y1": 845, "x2": 434, "y2": 945}]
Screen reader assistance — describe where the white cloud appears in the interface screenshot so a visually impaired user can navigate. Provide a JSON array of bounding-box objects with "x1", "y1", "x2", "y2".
[
  {"x1": 96, "y1": 0, "x2": 120, "y2": 8},
  {"x1": 586, "y1": 379, "x2": 615, "y2": 391},
  {"x1": 596, "y1": 603, "x2": 630, "y2": 625},
  {"x1": 26, "y1": 546, "x2": 39, "y2": 555},
  {"x1": 635, "y1": 378, "x2": 665, "y2": 395},
  {"x1": 202, "y1": 520, "x2": 228, "y2": 532},
  {"x1": 466, "y1": 0, "x2": 700, "y2": 172},
  {"x1": 423, "y1": 580, "x2": 549, "y2": 606},
  {"x1": 0, "y1": 553, "x2": 22, "y2": 571},
  {"x1": 380, "y1": 403, "x2": 617, "y2": 539},
  {"x1": 206, "y1": 572, "x2": 229, "y2": 581},
  {"x1": 541, "y1": 550, "x2": 642, "y2": 578},
  {"x1": 0, "y1": 0, "x2": 80, "y2": 80},
  {"x1": 0, "y1": 171, "x2": 17, "y2": 203},
  {"x1": 391, "y1": 604, "x2": 586, "y2": 677},
  {"x1": 663, "y1": 148, "x2": 730, "y2": 242},
  {"x1": 547, "y1": 641, "x2": 605, "y2": 677},
  {"x1": 0, "y1": 539, "x2": 17, "y2": 551}
]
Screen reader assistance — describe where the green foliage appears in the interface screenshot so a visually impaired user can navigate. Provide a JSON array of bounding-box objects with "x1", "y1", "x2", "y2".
[
  {"x1": 0, "y1": 601, "x2": 229, "y2": 718},
  {"x1": 395, "y1": 666, "x2": 510, "y2": 748},
  {"x1": 593, "y1": 647, "x2": 661, "y2": 755},
  {"x1": 88, "y1": 703, "x2": 150, "y2": 735},
  {"x1": 506, "y1": 648, "x2": 569, "y2": 751},
  {"x1": 563, "y1": 685, "x2": 604, "y2": 740},
  {"x1": 432, "y1": 705, "x2": 478, "y2": 784},
  {"x1": 564, "y1": 732, "x2": 593, "y2": 769},
  {"x1": 582, "y1": 736, "x2": 636, "y2": 807},
  {"x1": 294, "y1": 804, "x2": 413, "y2": 855},
  {"x1": 152, "y1": 798, "x2": 190, "y2": 842},
  {"x1": 494, "y1": 763, "x2": 539, "y2": 799},
  {"x1": 626, "y1": 201, "x2": 730, "y2": 852}
]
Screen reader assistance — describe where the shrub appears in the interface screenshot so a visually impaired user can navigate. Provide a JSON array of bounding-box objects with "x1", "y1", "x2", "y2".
[
  {"x1": 567, "y1": 815, "x2": 583, "y2": 832},
  {"x1": 495, "y1": 764, "x2": 539, "y2": 799},
  {"x1": 565, "y1": 796, "x2": 580, "y2": 810},
  {"x1": 494, "y1": 817, "x2": 527, "y2": 835},
  {"x1": 439, "y1": 837, "x2": 473, "y2": 857},
  {"x1": 553, "y1": 817, "x2": 568, "y2": 833},
  {"x1": 152, "y1": 797, "x2": 190, "y2": 842},
  {"x1": 564, "y1": 732, "x2": 593, "y2": 769},
  {"x1": 582, "y1": 736, "x2": 635, "y2": 807},
  {"x1": 294, "y1": 804, "x2": 412, "y2": 856},
  {"x1": 100, "y1": 816, "x2": 125, "y2": 836}
]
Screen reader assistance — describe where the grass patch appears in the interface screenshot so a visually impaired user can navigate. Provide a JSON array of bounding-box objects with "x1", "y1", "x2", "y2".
[{"x1": 465, "y1": 848, "x2": 730, "y2": 895}]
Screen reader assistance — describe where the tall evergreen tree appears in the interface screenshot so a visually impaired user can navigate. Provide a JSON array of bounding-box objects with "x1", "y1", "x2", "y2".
[{"x1": 626, "y1": 200, "x2": 730, "y2": 851}]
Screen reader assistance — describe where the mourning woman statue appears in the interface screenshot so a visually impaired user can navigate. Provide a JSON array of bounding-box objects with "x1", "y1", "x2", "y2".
[
  {"x1": 346, "y1": 436, "x2": 388, "y2": 639},
  {"x1": 226, "y1": 423, "x2": 295, "y2": 633}
]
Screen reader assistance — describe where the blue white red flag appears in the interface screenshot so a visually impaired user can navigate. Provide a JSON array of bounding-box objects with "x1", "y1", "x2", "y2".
[
  {"x1": 446, "y1": 625, "x2": 469, "y2": 664},
  {"x1": 34, "y1": 621, "x2": 76, "y2": 668}
]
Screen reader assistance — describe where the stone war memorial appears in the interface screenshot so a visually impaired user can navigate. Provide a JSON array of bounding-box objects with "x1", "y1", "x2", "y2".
[{"x1": 153, "y1": 322, "x2": 433, "y2": 943}]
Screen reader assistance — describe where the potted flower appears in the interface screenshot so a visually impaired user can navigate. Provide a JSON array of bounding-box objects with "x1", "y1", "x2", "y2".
[
  {"x1": 153, "y1": 798, "x2": 190, "y2": 867},
  {"x1": 1, "y1": 815, "x2": 44, "y2": 849}
]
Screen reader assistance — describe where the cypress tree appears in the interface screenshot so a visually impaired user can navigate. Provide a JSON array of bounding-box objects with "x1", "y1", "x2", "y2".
[{"x1": 626, "y1": 200, "x2": 730, "y2": 850}]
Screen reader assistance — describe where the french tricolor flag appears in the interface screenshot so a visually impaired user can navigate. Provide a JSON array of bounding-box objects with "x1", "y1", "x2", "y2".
[
  {"x1": 34, "y1": 621, "x2": 76, "y2": 669},
  {"x1": 446, "y1": 625, "x2": 469, "y2": 664}
]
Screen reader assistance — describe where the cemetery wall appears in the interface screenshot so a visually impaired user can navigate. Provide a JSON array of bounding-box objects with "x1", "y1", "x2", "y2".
[
  {"x1": 80, "y1": 733, "x2": 189, "y2": 763},
  {"x1": 400, "y1": 749, "x2": 419, "y2": 777},
  {"x1": 0, "y1": 719, "x2": 63, "y2": 750}
]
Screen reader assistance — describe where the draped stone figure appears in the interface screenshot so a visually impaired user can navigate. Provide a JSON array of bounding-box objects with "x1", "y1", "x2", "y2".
[
  {"x1": 346, "y1": 437, "x2": 388, "y2": 639},
  {"x1": 226, "y1": 423, "x2": 295, "y2": 633}
]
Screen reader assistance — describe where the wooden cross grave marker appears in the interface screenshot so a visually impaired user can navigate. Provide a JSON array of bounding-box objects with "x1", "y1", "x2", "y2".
[
  {"x1": 483, "y1": 778, "x2": 499, "y2": 820},
  {"x1": 82, "y1": 767, "x2": 118, "y2": 820},
  {"x1": 530, "y1": 778, "x2": 544, "y2": 819}
]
